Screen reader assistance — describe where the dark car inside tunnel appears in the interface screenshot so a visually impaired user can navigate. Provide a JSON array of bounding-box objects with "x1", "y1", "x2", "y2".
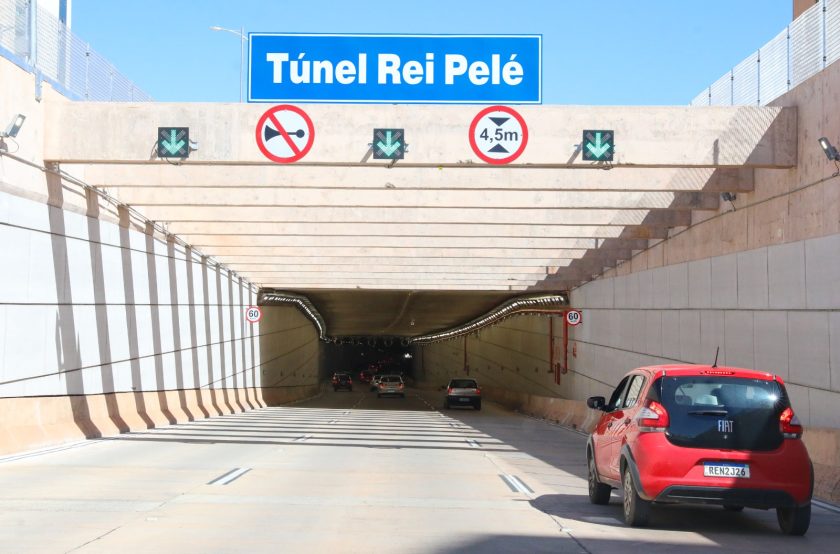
[{"x1": 322, "y1": 337, "x2": 415, "y2": 382}]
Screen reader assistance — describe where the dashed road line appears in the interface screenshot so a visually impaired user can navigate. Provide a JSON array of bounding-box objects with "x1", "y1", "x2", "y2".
[
  {"x1": 499, "y1": 473, "x2": 534, "y2": 497},
  {"x1": 813, "y1": 499, "x2": 840, "y2": 514},
  {"x1": 208, "y1": 467, "x2": 252, "y2": 486}
]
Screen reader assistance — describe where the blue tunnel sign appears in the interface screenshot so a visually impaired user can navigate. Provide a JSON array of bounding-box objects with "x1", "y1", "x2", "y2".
[{"x1": 248, "y1": 33, "x2": 542, "y2": 104}]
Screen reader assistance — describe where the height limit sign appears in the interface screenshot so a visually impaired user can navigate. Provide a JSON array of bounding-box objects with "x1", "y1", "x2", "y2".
[{"x1": 469, "y1": 105, "x2": 528, "y2": 165}]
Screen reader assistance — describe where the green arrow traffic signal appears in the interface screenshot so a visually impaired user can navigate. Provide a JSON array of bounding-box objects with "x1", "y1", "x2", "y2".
[
  {"x1": 582, "y1": 130, "x2": 614, "y2": 161},
  {"x1": 157, "y1": 127, "x2": 190, "y2": 158},
  {"x1": 373, "y1": 128, "x2": 405, "y2": 160}
]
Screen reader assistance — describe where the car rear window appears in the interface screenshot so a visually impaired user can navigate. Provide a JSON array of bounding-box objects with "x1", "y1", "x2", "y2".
[
  {"x1": 652, "y1": 375, "x2": 788, "y2": 451},
  {"x1": 450, "y1": 380, "x2": 477, "y2": 388},
  {"x1": 381, "y1": 376, "x2": 402, "y2": 383}
]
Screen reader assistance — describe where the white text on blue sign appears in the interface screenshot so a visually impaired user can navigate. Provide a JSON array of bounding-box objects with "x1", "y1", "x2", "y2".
[{"x1": 249, "y1": 34, "x2": 541, "y2": 104}]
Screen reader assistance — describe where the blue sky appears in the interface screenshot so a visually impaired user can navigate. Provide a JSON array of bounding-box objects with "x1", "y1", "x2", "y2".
[{"x1": 70, "y1": 0, "x2": 792, "y2": 104}]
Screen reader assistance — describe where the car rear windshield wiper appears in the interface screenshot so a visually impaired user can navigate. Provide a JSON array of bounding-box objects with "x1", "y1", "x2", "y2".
[{"x1": 688, "y1": 409, "x2": 729, "y2": 416}]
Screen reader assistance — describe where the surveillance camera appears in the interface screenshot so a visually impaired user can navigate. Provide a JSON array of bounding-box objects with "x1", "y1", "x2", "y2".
[{"x1": 818, "y1": 137, "x2": 840, "y2": 161}]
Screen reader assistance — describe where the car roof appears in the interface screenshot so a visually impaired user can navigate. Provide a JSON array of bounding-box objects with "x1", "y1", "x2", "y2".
[{"x1": 635, "y1": 364, "x2": 777, "y2": 381}]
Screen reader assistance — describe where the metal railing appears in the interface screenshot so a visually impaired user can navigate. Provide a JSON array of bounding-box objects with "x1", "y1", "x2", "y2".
[
  {"x1": 692, "y1": 0, "x2": 840, "y2": 106},
  {"x1": 0, "y1": 0, "x2": 151, "y2": 101}
]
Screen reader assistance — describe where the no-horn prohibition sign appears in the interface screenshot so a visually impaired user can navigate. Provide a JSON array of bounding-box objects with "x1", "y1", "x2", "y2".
[
  {"x1": 245, "y1": 306, "x2": 262, "y2": 324},
  {"x1": 469, "y1": 105, "x2": 528, "y2": 165},
  {"x1": 256, "y1": 104, "x2": 315, "y2": 163}
]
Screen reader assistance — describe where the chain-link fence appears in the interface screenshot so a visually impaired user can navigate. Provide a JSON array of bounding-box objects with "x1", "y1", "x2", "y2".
[
  {"x1": 0, "y1": 0, "x2": 151, "y2": 101},
  {"x1": 692, "y1": 0, "x2": 840, "y2": 106}
]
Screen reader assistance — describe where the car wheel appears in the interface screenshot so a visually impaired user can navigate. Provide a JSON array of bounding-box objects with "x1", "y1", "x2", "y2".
[
  {"x1": 474, "y1": 401, "x2": 481, "y2": 411},
  {"x1": 723, "y1": 505, "x2": 744, "y2": 512},
  {"x1": 777, "y1": 503, "x2": 810, "y2": 536},
  {"x1": 622, "y1": 469, "x2": 651, "y2": 527},
  {"x1": 588, "y1": 454, "x2": 611, "y2": 505}
]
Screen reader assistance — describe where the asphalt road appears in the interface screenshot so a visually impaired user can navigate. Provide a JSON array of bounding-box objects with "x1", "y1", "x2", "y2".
[{"x1": 1, "y1": 388, "x2": 838, "y2": 553}]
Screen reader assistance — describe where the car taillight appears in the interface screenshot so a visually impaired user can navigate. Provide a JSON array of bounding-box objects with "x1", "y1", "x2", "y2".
[
  {"x1": 637, "y1": 400, "x2": 669, "y2": 432},
  {"x1": 447, "y1": 387, "x2": 453, "y2": 394},
  {"x1": 780, "y1": 407, "x2": 803, "y2": 439},
  {"x1": 348, "y1": 378, "x2": 353, "y2": 383},
  {"x1": 475, "y1": 388, "x2": 481, "y2": 395},
  {"x1": 398, "y1": 383, "x2": 404, "y2": 388}
]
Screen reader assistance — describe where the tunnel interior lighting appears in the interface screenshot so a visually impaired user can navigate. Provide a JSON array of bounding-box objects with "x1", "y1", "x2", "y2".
[
  {"x1": 1, "y1": 114, "x2": 25, "y2": 138},
  {"x1": 819, "y1": 137, "x2": 840, "y2": 161}
]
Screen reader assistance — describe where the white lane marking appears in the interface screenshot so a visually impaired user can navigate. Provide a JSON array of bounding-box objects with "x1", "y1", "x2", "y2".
[
  {"x1": 813, "y1": 499, "x2": 840, "y2": 514},
  {"x1": 500, "y1": 474, "x2": 520, "y2": 493},
  {"x1": 294, "y1": 434, "x2": 313, "y2": 442},
  {"x1": 208, "y1": 467, "x2": 251, "y2": 486},
  {"x1": 500, "y1": 473, "x2": 534, "y2": 497},
  {"x1": 328, "y1": 420, "x2": 337, "y2": 424}
]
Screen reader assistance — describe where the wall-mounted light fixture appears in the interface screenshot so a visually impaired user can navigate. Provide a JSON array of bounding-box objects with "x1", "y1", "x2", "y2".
[
  {"x1": 819, "y1": 137, "x2": 840, "y2": 161},
  {"x1": 1, "y1": 114, "x2": 25, "y2": 138}
]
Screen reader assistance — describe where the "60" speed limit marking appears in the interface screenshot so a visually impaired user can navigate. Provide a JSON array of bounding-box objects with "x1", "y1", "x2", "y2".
[
  {"x1": 245, "y1": 306, "x2": 262, "y2": 324},
  {"x1": 565, "y1": 310, "x2": 582, "y2": 326}
]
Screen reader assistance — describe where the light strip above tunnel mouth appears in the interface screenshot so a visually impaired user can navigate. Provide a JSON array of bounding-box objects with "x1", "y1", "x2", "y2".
[
  {"x1": 257, "y1": 291, "x2": 568, "y2": 345},
  {"x1": 408, "y1": 293, "x2": 569, "y2": 345},
  {"x1": 258, "y1": 291, "x2": 328, "y2": 341}
]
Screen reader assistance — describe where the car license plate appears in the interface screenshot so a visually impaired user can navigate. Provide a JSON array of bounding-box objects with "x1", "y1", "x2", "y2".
[
  {"x1": 703, "y1": 463, "x2": 750, "y2": 478},
  {"x1": 459, "y1": 397, "x2": 470, "y2": 402}
]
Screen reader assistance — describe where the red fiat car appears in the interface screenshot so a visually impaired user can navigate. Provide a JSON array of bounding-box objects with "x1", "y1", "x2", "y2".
[{"x1": 586, "y1": 365, "x2": 812, "y2": 535}]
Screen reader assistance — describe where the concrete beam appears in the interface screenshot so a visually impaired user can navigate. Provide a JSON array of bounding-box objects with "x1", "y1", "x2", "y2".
[
  {"x1": 75, "y1": 164, "x2": 754, "y2": 192},
  {"x1": 214, "y1": 256, "x2": 573, "y2": 267},
  {"x1": 114, "y1": 187, "x2": 690, "y2": 210},
  {"x1": 166, "y1": 221, "x2": 626, "y2": 239},
  {"x1": 46, "y1": 104, "x2": 796, "y2": 167},
  {"x1": 261, "y1": 283, "x2": 533, "y2": 291},
  {"x1": 249, "y1": 272, "x2": 544, "y2": 282},
  {"x1": 190, "y1": 246, "x2": 590, "y2": 258},
  {"x1": 238, "y1": 266, "x2": 554, "y2": 276},
  {"x1": 184, "y1": 235, "x2": 599, "y2": 250},
  {"x1": 132, "y1": 206, "x2": 655, "y2": 225}
]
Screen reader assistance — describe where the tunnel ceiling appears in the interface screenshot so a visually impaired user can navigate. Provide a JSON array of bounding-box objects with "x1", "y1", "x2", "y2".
[
  {"x1": 53, "y1": 104, "x2": 795, "y2": 336},
  {"x1": 277, "y1": 289, "x2": 518, "y2": 337}
]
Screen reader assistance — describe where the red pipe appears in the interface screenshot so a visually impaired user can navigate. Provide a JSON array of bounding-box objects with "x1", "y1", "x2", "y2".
[
  {"x1": 464, "y1": 335, "x2": 468, "y2": 375},
  {"x1": 562, "y1": 314, "x2": 569, "y2": 376},
  {"x1": 549, "y1": 316, "x2": 555, "y2": 383}
]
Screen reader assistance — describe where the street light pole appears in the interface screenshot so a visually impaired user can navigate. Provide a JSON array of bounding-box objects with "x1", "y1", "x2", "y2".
[
  {"x1": 210, "y1": 25, "x2": 247, "y2": 102},
  {"x1": 239, "y1": 26, "x2": 245, "y2": 103}
]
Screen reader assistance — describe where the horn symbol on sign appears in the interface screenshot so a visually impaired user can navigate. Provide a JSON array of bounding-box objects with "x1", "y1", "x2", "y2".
[{"x1": 264, "y1": 127, "x2": 306, "y2": 141}]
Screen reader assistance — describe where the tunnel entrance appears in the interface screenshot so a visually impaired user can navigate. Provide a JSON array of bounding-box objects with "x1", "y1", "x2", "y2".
[{"x1": 322, "y1": 338, "x2": 415, "y2": 381}]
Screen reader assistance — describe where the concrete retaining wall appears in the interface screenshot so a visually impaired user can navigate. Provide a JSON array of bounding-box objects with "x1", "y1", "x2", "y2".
[{"x1": 0, "y1": 58, "x2": 323, "y2": 455}]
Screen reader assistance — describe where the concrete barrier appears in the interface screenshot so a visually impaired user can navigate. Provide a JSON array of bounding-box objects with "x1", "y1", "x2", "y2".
[{"x1": 0, "y1": 385, "x2": 320, "y2": 456}]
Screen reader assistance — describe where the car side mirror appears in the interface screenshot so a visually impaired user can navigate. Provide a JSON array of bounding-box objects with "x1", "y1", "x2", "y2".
[{"x1": 587, "y1": 396, "x2": 606, "y2": 411}]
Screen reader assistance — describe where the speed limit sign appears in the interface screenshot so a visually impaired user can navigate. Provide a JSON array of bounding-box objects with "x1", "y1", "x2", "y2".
[
  {"x1": 245, "y1": 306, "x2": 262, "y2": 324},
  {"x1": 565, "y1": 310, "x2": 582, "y2": 326}
]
